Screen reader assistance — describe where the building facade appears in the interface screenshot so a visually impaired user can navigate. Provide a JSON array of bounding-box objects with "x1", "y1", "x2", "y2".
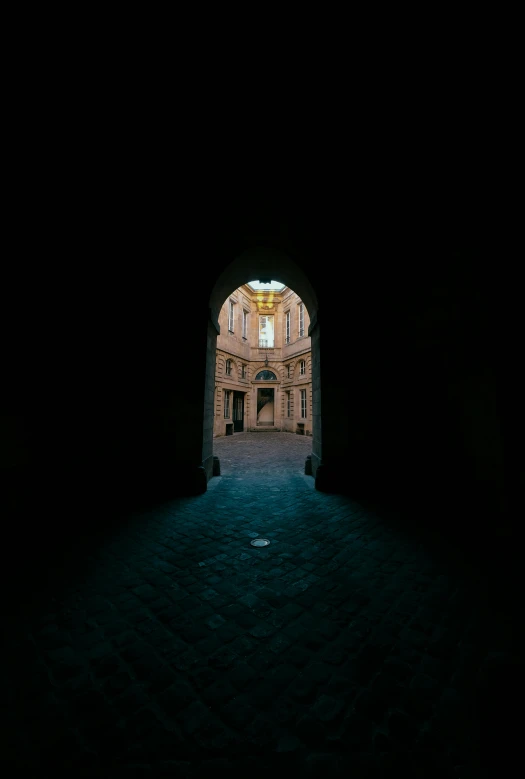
[{"x1": 214, "y1": 284, "x2": 312, "y2": 436}]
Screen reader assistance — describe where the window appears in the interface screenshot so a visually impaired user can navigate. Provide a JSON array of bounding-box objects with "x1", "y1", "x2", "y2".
[
  {"x1": 259, "y1": 315, "x2": 274, "y2": 347},
  {"x1": 300, "y1": 389, "x2": 307, "y2": 418},
  {"x1": 224, "y1": 390, "x2": 231, "y2": 418},
  {"x1": 228, "y1": 300, "x2": 235, "y2": 332},
  {"x1": 285, "y1": 310, "x2": 290, "y2": 344},
  {"x1": 255, "y1": 370, "x2": 277, "y2": 380},
  {"x1": 242, "y1": 310, "x2": 248, "y2": 339},
  {"x1": 225, "y1": 359, "x2": 232, "y2": 376},
  {"x1": 241, "y1": 364, "x2": 246, "y2": 379},
  {"x1": 287, "y1": 391, "x2": 291, "y2": 417},
  {"x1": 298, "y1": 303, "x2": 305, "y2": 337},
  {"x1": 299, "y1": 359, "x2": 306, "y2": 376},
  {"x1": 287, "y1": 364, "x2": 291, "y2": 378}
]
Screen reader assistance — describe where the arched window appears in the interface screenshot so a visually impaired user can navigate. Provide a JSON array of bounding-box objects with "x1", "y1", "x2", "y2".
[
  {"x1": 299, "y1": 360, "x2": 306, "y2": 376},
  {"x1": 225, "y1": 359, "x2": 232, "y2": 376},
  {"x1": 255, "y1": 370, "x2": 277, "y2": 380}
]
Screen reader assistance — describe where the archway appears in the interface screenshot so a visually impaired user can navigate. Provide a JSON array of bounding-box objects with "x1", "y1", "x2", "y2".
[{"x1": 205, "y1": 247, "x2": 321, "y2": 485}]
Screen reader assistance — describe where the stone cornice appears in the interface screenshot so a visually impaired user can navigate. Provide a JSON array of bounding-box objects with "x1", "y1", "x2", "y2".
[
  {"x1": 217, "y1": 346, "x2": 311, "y2": 363},
  {"x1": 282, "y1": 346, "x2": 311, "y2": 361}
]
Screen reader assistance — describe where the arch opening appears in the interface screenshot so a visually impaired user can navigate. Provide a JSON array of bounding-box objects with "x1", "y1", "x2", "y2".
[{"x1": 203, "y1": 247, "x2": 321, "y2": 485}]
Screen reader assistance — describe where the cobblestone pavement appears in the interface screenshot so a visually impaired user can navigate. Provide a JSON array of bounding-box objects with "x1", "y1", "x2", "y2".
[{"x1": 3, "y1": 433, "x2": 519, "y2": 778}]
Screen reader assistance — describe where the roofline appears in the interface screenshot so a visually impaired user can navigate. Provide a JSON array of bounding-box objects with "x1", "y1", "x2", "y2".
[{"x1": 245, "y1": 281, "x2": 286, "y2": 292}]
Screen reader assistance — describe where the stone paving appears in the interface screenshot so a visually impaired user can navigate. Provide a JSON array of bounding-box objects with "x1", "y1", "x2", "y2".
[{"x1": 3, "y1": 433, "x2": 518, "y2": 778}]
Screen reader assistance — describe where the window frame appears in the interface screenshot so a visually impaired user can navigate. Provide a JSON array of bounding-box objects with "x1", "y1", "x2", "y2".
[
  {"x1": 300, "y1": 388, "x2": 307, "y2": 418},
  {"x1": 255, "y1": 369, "x2": 277, "y2": 381},
  {"x1": 242, "y1": 309, "x2": 248, "y2": 340},
  {"x1": 224, "y1": 390, "x2": 231, "y2": 418},
  {"x1": 225, "y1": 359, "x2": 232, "y2": 376},
  {"x1": 299, "y1": 359, "x2": 306, "y2": 376},
  {"x1": 241, "y1": 363, "x2": 246, "y2": 379},
  {"x1": 228, "y1": 300, "x2": 235, "y2": 333},
  {"x1": 258, "y1": 314, "x2": 274, "y2": 348},
  {"x1": 285, "y1": 310, "x2": 291, "y2": 344},
  {"x1": 298, "y1": 302, "x2": 304, "y2": 338}
]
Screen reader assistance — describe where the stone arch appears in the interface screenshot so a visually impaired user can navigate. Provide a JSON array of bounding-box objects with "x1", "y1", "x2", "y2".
[
  {"x1": 215, "y1": 353, "x2": 226, "y2": 376},
  {"x1": 225, "y1": 355, "x2": 240, "y2": 379},
  {"x1": 295, "y1": 357, "x2": 308, "y2": 381},
  {"x1": 209, "y1": 246, "x2": 318, "y2": 332},
  {"x1": 204, "y1": 246, "x2": 321, "y2": 486},
  {"x1": 289, "y1": 357, "x2": 308, "y2": 383},
  {"x1": 306, "y1": 355, "x2": 312, "y2": 376},
  {"x1": 250, "y1": 362, "x2": 282, "y2": 380},
  {"x1": 216, "y1": 352, "x2": 240, "y2": 379}
]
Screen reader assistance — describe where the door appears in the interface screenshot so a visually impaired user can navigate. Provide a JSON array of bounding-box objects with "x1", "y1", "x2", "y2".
[{"x1": 233, "y1": 391, "x2": 244, "y2": 432}]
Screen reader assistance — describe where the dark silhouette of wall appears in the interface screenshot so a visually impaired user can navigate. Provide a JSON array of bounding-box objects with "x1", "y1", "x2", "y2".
[{"x1": 1, "y1": 186, "x2": 517, "y2": 582}]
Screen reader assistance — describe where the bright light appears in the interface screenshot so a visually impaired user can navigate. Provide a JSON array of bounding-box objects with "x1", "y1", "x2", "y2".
[{"x1": 248, "y1": 280, "x2": 285, "y2": 291}]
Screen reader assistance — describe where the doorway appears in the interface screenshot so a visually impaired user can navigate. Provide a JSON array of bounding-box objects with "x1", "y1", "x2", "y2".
[
  {"x1": 206, "y1": 247, "x2": 320, "y2": 486},
  {"x1": 257, "y1": 387, "x2": 274, "y2": 426},
  {"x1": 233, "y1": 391, "x2": 245, "y2": 432}
]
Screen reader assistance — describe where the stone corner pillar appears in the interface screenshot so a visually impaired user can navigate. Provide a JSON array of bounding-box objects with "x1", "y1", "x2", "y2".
[
  {"x1": 314, "y1": 463, "x2": 346, "y2": 494},
  {"x1": 192, "y1": 466, "x2": 208, "y2": 495},
  {"x1": 176, "y1": 464, "x2": 208, "y2": 496}
]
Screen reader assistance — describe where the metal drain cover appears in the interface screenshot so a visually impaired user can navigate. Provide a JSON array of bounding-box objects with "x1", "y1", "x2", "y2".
[{"x1": 250, "y1": 538, "x2": 271, "y2": 547}]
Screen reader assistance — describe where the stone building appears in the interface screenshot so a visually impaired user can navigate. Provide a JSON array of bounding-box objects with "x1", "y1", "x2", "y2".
[{"x1": 214, "y1": 283, "x2": 312, "y2": 436}]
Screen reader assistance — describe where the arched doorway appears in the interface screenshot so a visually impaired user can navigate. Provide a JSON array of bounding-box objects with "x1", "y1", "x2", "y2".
[
  {"x1": 205, "y1": 246, "x2": 320, "y2": 485},
  {"x1": 254, "y1": 369, "x2": 277, "y2": 427}
]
